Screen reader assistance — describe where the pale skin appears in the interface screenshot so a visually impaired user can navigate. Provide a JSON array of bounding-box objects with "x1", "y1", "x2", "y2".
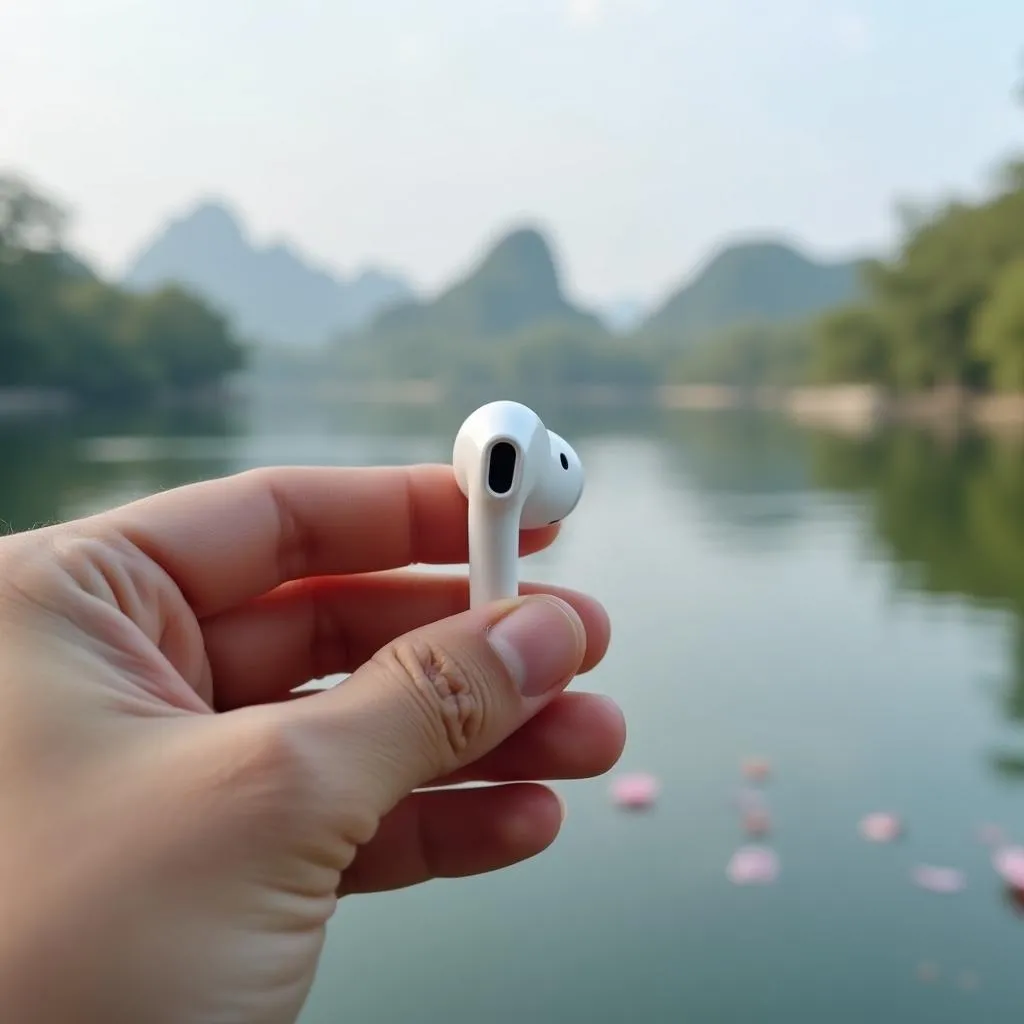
[{"x1": 0, "y1": 464, "x2": 624, "y2": 1023}]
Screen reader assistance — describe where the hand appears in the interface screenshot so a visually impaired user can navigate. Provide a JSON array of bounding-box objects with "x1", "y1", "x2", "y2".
[{"x1": 0, "y1": 464, "x2": 623, "y2": 1023}]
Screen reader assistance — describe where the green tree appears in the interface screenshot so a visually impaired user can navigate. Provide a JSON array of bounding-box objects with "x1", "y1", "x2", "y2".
[
  {"x1": 809, "y1": 156, "x2": 1024, "y2": 392},
  {"x1": 0, "y1": 173, "x2": 246, "y2": 404},
  {"x1": 811, "y1": 305, "x2": 890, "y2": 384},
  {"x1": 668, "y1": 321, "x2": 812, "y2": 388},
  {"x1": 0, "y1": 173, "x2": 66, "y2": 253},
  {"x1": 972, "y1": 257, "x2": 1024, "y2": 391},
  {"x1": 120, "y1": 285, "x2": 246, "y2": 391}
]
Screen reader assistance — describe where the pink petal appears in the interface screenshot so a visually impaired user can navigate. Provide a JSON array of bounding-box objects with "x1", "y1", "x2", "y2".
[
  {"x1": 741, "y1": 758, "x2": 771, "y2": 783},
  {"x1": 727, "y1": 845, "x2": 779, "y2": 885},
  {"x1": 992, "y1": 845, "x2": 1024, "y2": 890},
  {"x1": 609, "y1": 772, "x2": 659, "y2": 809},
  {"x1": 859, "y1": 812, "x2": 902, "y2": 843},
  {"x1": 742, "y1": 808, "x2": 772, "y2": 837},
  {"x1": 912, "y1": 865, "x2": 966, "y2": 894}
]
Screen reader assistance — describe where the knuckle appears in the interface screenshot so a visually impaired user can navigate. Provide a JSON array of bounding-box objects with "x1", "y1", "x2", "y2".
[
  {"x1": 216, "y1": 712, "x2": 376, "y2": 864},
  {"x1": 0, "y1": 528, "x2": 107, "y2": 616},
  {"x1": 219, "y1": 714, "x2": 319, "y2": 822},
  {"x1": 373, "y1": 636, "x2": 492, "y2": 770},
  {"x1": 198, "y1": 713, "x2": 368, "y2": 872},
  {"x1": 5, "y1": 528, "x2": 173, "y2": 646},
  {"x1": 247, "y1": 467, "x2": 314, "y2": 582}
]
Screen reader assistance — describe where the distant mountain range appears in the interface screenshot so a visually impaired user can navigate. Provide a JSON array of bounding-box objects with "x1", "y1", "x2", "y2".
[
  {"x1": 123, "y1": 200, "x2": 412, "y2": 347},
  {"x1": 354, "y1": 229, "x2": 865, "y2": 350},
  {"x1": 122, "y1": 198, "x2": 866, "y2": 352}
]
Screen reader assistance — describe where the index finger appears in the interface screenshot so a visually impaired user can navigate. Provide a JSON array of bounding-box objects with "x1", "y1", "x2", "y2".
[{"x1": 87, "y1": 465, "x2": 560, "y2": 618}]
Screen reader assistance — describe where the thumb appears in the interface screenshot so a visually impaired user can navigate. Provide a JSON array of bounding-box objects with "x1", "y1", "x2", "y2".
[{"x1": 293, "y1": 594, "x2": 587, "y2": 820}]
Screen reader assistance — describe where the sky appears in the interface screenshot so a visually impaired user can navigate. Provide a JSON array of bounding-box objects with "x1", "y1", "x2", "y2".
[{"x1": 1, "y1": 0, "x2": 1022, "y2": 310}]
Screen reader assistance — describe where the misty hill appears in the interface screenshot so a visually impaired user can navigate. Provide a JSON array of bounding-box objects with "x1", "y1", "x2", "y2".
[
  {"x1": 363, "y1": 225, "x2": 603, "y2": 345},
  {"x1": 124, "y1": 200, "x2": 412, "y2": 346},
  {"x1": 642, "y1": 239, "x2": 865, "y2": 343},
  {"x1": 340, "y1": 226, "x2": 658, "y2": 391}
]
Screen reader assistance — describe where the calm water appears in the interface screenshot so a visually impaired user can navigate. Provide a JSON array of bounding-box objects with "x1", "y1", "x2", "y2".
[{"x1": 3, "y1": 392, "x2": 1024, "y2": 1022}]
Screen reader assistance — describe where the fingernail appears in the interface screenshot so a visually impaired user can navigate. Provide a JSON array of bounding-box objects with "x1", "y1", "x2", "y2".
[{"x1": 487, "y1": 597, "x2": 585, "y2": 697}]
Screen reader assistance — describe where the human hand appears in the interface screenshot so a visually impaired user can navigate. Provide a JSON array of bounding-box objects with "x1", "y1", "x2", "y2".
[{"x1": 0, "y1": 465, "x2": 623, "y2": 1023}]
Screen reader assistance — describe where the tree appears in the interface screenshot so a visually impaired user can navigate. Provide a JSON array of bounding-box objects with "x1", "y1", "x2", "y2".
[
  {"x1": 0, "y1": 172, "x2": 246, "y2": 403},
  {"x1": 810, "y1": 153, "x2": 1024, "y2": 392},
  {"x1": 120, "y1": 285, "x2": 246, "y2": 391},
  {"x1": 811, "y1": 306, "x2": 890, "y2": 384},
  {"x1": 0, "y1": 174, "x2": 66, "y2": 254},
  {"x1": 972, "y1": 257, "x2": 1024, "y2": 391}
]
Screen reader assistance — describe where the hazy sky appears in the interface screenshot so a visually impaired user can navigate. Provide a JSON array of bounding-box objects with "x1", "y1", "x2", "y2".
[{"x1": 2, "y1": 0, "x2": 1022, "y2": 308}]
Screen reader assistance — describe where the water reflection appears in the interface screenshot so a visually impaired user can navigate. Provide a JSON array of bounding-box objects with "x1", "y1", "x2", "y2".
[
  {"x1": 809, "y1": 427, "x2": 1024, "y2": 775},
  {"x1": 0, "y1": 405, "x2": 240, "y2": 529},
  {"x1": 654, "y1": 409, "x2": 816, "y2": 541}
]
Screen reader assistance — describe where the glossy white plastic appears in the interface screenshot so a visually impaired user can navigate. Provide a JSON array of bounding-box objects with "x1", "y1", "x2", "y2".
[{"x1": 453, "y1": 401, "x2": 584, "y2": 607}]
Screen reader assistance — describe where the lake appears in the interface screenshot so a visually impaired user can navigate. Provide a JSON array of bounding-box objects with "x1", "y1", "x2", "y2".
[{"x1": 2, "y1": 389, "x2": 1024, "y2": 1023}]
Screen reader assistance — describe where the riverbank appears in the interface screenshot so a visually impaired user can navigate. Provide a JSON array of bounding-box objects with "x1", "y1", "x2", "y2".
[
  {"x1": 660, "y1": 384, "x2": 1024, "y2": 437},
  {"x1": 0, "y1": 381, "x2": 242, "y2": 420},
  {"x1": 306, "y1": 380, "x2": 1024, "y2": 438},
  {"x1": 10, "y1": 377, "x2": 1024, "y2": 438}
]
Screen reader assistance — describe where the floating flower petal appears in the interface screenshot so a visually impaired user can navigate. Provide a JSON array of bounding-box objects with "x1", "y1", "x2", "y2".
[
  {"x1": 912, "y1": 865, "x2": 965, "y2": 894},
  {"x1": 741, "y1": 758, "x2": 771, "y2": 783},
  {"x1": 727, "y1": 845, "x2": 779, "y2": 885},
  {"x1": 742, "y1": 807, "x2": 772, "y2": 837},
  {"x1": 609, "y1": 772, "x2": 659, "y2": 809},
  {"x1": 993, "y1": 845, "x2": 1024, "y2": 891},
  {"x1": 859, "y1": 812, "x2": 902, "y2": 843}
]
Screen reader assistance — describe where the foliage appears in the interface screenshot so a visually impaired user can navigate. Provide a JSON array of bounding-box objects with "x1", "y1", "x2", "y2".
[
  {"x1": 0, "y1": 173, "x2": 246, "y2": 405},
  {"x1": 809, "y1": 159, "x2": 1024, "y2": 392},
  {"x1": 666, "y1": 321, "x2": 812, "y2": 388},
  {"x1": 972, "y1": 257, "x2": 1024, "y2": 391},
  {"x1": 810, "y1": 306, "x2": 890, "y2": 384},
  {"x1": 0, "y1": 174, "x2": 66, "y2": 252}
]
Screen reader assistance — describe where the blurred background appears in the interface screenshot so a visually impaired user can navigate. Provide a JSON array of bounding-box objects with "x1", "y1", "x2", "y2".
[{"x1": 3, "y1": 1, "x2": 1024, "y2": 1020}]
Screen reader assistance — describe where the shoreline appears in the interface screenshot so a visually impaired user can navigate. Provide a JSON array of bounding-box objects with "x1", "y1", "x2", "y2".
[
  {"x1": 7, "y1": 379, "x2": 1024, "y2": 438},
  {"x1": 298, "y1": 380, "x2": 1024, "y2": 437},
  {"x1": 0, "y1": 381, "x2": 238, "y2": 420}
]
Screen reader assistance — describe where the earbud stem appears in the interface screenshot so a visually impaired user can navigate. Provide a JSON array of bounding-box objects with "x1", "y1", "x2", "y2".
[{"x1": 467, "y1": 494, "x2": 520, "y2": 608}]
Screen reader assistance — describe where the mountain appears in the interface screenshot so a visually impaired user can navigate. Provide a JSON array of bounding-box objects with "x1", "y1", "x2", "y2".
[
  {"x1": 363, "y1": 225, "x2": 604, "y2": 344},
  {"x1": 641, "y1": 239, "x2": 865, "y2": 343},
  {"x1": 123, "y1": 200, "x2": 412, "y2": 346}
]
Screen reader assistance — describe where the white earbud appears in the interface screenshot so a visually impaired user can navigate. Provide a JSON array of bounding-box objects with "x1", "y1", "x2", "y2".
[{"x1": 453, "y1": 401, "x2": 584, "y2": 608}]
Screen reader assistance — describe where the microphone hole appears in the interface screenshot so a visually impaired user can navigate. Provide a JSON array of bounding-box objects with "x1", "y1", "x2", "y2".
[
  {"x1": 488, "y1": 441, "x2": 517, "y2": 494},
  {"x1": 560, "y1": 453, "x2": 569, "y2": 470}
]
